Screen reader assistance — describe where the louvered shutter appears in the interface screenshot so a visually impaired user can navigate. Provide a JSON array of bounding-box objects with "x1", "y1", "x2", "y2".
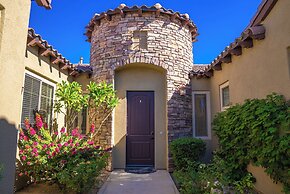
[
  {"x1": 39, "y1": 82, "x2": 54, "y2": 128},
  {"x1": 21, "y1": 74, "x2": 41, "y2": 128}
]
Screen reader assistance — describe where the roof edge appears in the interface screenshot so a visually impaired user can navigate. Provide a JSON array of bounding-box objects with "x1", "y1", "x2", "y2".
[
  {"x1": 35, "y1": 0, "x2": 52, "y2": 10},
  {"x1": 85, "y1": 3, "x2": 198, "y2": 42},
  {"x1": 192, "y1": 0, "x2": 277, "y2": 78},
  {"x1": 27, "y1": 28, "x2": 86, "y2": 77}
]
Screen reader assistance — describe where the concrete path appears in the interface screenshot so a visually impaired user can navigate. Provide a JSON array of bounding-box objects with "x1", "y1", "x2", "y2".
[{"x1": 98, "y1": 170, "x2": 179, "y2": 194}]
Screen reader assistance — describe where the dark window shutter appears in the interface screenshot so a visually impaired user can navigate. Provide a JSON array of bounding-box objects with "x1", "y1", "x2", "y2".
[
  {"x1": 39, "y1": 82, "x2": 54, "y2": 128},
  {"x1": 21, "y1": 74, "x2": 41, "y2": 128}
]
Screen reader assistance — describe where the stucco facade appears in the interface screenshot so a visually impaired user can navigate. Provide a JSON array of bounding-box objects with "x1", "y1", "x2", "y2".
[
  {"x1": 0, "y1": 0, "x2": 288, "y2": 193},
  {"x1": 0, "y1": 1, "x2": 31, "y2": 193},
  {"x1": 87, "y1": 4, "x2": 197, "y2": 170},
  {"x1": 191, "y1": 0, "x2": 290, "y2": 193}
]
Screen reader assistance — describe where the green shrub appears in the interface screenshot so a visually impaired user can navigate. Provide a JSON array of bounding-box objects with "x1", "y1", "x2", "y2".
[
  {"x1": 173, "y1": 164, "x2": 208, "y2": 194},
  {"x1": 212, "y1": 93, "x2": 290, "y2": 192},
  {"x1": 170, "y1": 137, "x2": 206, "y2": 170},
  {"x1": 18, "y1": 114, "x2": 110, "y2": 193}
]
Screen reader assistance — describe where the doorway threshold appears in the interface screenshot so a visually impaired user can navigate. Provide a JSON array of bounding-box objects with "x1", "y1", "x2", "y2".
[{"x1": 125, "y1": 165, "x2": 156, "y2": 174}]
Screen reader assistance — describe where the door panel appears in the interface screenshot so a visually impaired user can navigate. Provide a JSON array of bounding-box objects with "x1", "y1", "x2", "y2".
[{"x1": 126, "y1": 91, "x2": 154, "y2": 166}]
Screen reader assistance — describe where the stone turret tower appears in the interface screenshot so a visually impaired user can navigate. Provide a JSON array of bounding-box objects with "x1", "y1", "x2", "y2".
[{"x1": 85, "y1": 3, "x2": 197, "y2": 170}]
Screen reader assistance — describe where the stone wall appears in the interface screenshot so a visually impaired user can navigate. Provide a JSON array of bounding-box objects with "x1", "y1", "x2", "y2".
[{"x1": 89, "y1": 9, "x2": 195, "y2": 169}]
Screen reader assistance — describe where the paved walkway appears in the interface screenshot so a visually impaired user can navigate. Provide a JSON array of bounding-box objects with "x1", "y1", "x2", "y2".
[{"x1": 98, "y1": 170, "x2": 179, "y2": 194}]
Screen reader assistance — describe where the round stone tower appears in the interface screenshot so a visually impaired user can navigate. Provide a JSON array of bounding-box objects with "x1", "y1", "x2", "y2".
[{"x1": 85, "y1": 3, "x2": 198, "y2": 170}]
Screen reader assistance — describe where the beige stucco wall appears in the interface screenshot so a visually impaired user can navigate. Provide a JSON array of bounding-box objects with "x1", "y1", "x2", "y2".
[
  {"x1": 191, "y1": 1, "x2": 290, "y2": 193},
  {"x1": 0, "y1": 1, "x2": 31, "y2": 193},
  {"x1": 0, "y1": 0, "x2": 31, "y2": 127},
  {"x1": 113, "y1": 63, "x2": 167, "y2": 169},
  {"x1": 24, "y1": 46, "x2": 72, "y2": 129}
]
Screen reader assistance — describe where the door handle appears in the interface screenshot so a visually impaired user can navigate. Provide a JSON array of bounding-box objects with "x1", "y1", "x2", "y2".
[{"x1": 151, "y1": 131, "x2": 154, "y2": 140}]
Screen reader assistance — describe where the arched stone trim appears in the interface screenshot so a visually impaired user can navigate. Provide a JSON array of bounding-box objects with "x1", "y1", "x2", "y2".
[{"x1": 113, "y1": 56, "x2": 167, "y2": 71}]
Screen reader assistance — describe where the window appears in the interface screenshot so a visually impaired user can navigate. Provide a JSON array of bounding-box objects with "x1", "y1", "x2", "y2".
[
  {"x1": 220, "y1": 81, "x2": 230, "y2": 111},
  {"x1": 192, "y1": 91, "x2": 211, "y2": 139},
  {"x1": 132, "y1": 31, "x2": 148, "y2": 50},
  {"x1": 80, "y1": 107, "x2": 88, "y2": 134},
  {"x1": 21, "y1": 71, "x2": 55, "y2": 129}
]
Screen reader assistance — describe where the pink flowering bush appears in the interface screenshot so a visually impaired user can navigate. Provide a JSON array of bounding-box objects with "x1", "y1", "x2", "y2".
[{"x1": 18, "y1": 114, "x2": 110, "y2": 193}]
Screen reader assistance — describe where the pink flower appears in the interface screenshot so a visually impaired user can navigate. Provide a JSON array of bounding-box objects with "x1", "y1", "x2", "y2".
[
  {"x1": 27, "y1": 162, "x2": 31, "y2": 165},
  {"x1": 35, "y1": 152, "x2": 39, "y2": 157},
  {"x1": 35, "y1": 113, "x2": 43, "y2": 129},
  {"x1": 71, "y1": 151, "x2": 76, "y2": 155},
  {"x1": 19, "y1": 150, "x2": 24, "y2": 154},
  {"x1": 71, "y1": 128, "x2": 79, "y2": 137},
  {"x1": 46, "y1": 151, "x2": 50, "y2": 155},
  {"x1": 60, "y1": 127, "x2": 66, "y2": 133},
  {"x1": 90, "y1": 124, "x2": 95, "y2": 133},
  {"x1": 94, "y1": 146, "x2": 100, "y2": 149},
  {"x1": 33, "y1": 142, "x2": 38, "y2": 146},
  {"x1": 75, "y1": 143, "x2": 79, "y2": 147},
  {"x1": 19, "y1": 172, "x2": 24, "y2": 177},
  {"x1": 68, "y1": 139, "x2": 73, "y2": 143},
  {"x1": 54, "y1": 131, "x2": 58, "y2": 136},
  {"x1": 23, "y1": 136, "x2": 29, "y2": 141},
  {"x1": 57, "y1": 143, "x2": 62, "y2": 148},
  {"x1": 21, "y1": 156, "x2": 27, "y2": 161},
  {"x1": 42, "y1": 144, "x2": 48, "y2": 149},
  {"x1": 87, "y1": 141, "x2": 94, "y2": 145},
  {"x1": 64, "y1": 142, "x2": 68, "y2": 147},
  {"x1": 55, "y1": 147, "x2": 60, "y2": 153},
  {"x1": 24, "y1": 118, "x2": 30, "y2": 130},
  {"x1": 52, "y1": 152, "x2": 56, "y2": 157},
  {"x1": 49, "y1": 143, "x2": 54, "y2": 147},
  {"x1": 29, "y1": 127, "x2": 36, "y2": 136},
  {"x1": 32, "y1": 148, "x2": 38, "y2": 153}
]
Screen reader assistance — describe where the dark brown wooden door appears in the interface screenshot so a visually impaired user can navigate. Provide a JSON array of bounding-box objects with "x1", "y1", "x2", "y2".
[{"x1": 126, "y1": 91, "x2": 154, "y2": 166}]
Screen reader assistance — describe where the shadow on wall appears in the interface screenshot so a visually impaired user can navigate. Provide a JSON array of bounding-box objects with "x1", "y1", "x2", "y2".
[
  {"x1": 167, "y1": 82, "x2": 214, "y2": 168},
  {"x1": 0, "y1": 118, "x2": 18, "y2": 193},
  {"x1": 167, "y1": 83, "x2": 193, "y2": 170}
]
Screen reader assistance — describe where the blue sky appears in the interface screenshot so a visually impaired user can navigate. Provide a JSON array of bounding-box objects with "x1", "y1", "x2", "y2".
[{"x1": 29, "y1": 0, "x2": 261, "y2": 64}]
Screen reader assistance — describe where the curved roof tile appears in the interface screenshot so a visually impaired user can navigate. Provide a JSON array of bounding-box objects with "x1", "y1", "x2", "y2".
[{"x1": 85, "y1": 3, "x2": 198, "y2": 42}]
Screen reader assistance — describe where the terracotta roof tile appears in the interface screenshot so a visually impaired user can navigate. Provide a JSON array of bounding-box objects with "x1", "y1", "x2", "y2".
[
  {"x1": 27, "y1": 28, "x2": 83, "y2": 77},
  {"x1": 85, "y1": 3, "x2": 198, "y2": 42},
  {"x1": 190, "y1": 0, "x2": 276, "y2": 79},
  {"x1": 35, "y1": 0, "x2": 52, "y2": 9}
]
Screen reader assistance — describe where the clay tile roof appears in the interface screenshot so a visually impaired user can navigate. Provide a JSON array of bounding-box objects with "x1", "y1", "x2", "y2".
[
  {"x1": 190, "y1": 0, "x2": 277, "y2": 79},
  {"x1": 27, "y1": 28, "x2": 83, "y2": 77},
  {"x1": 190, "y1": 64, "x2": 212, "y2": 79},
  {"x1": 73, "y1": 64, "x2": 93, "y2": 75},
  {"x1": 85, "y1": 3, "x2": 198, "y2": 42},
  {"x1": 35, "y1": 0, "x2": 52, "y2": 9}
]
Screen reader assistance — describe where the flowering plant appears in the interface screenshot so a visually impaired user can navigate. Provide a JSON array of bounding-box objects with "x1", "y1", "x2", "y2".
[{"x1": 18, "y1": 114, "x2": 110, "y2": 193}]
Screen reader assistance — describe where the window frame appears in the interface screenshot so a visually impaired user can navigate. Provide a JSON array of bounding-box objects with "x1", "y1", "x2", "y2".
[
  {"x1": 219, "y1": 81, "x2": 230, "y2": 111},
  {"x1": 21, "y1": 70, "x2": 56, "y2": 128},
  {"x1": 192, "y1": 91, "x2": 211, "y2": 140}
]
